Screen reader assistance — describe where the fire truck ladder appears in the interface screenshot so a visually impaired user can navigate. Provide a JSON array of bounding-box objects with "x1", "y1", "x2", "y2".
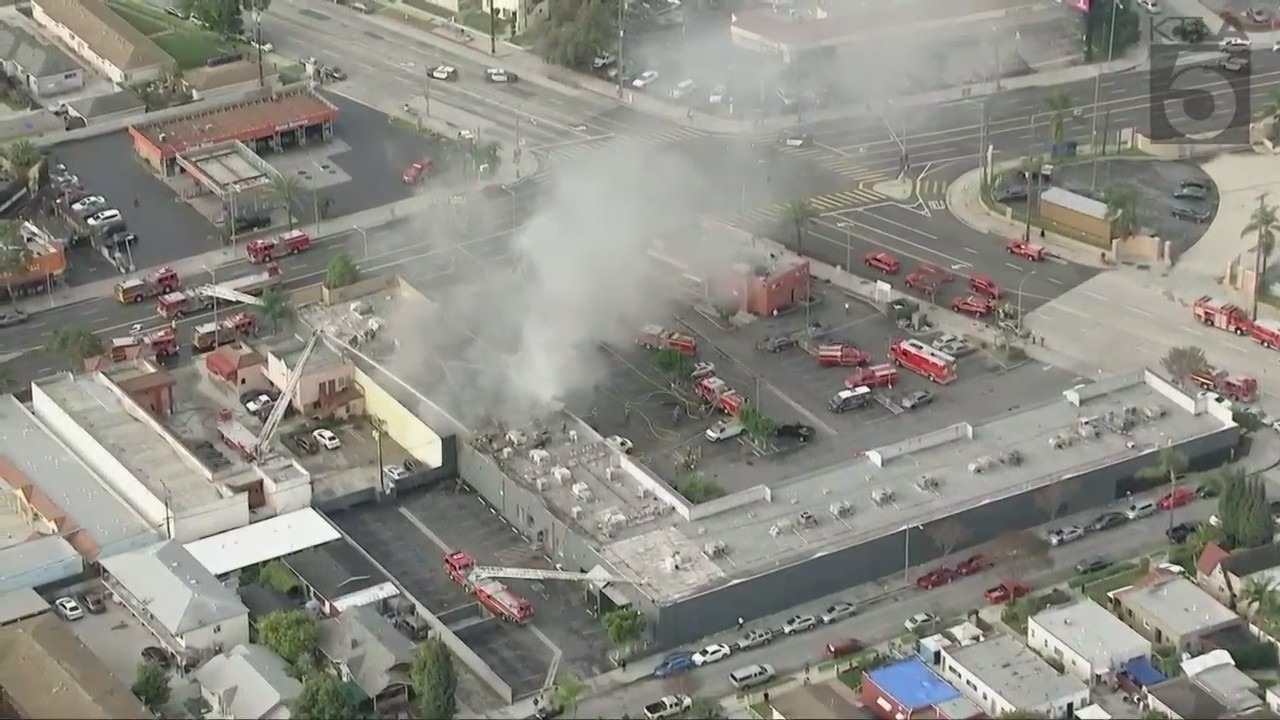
[
  {"x1": 195, "y1": 284, "x2": 266, "y2": 307},
  {"x1": 468, "y1": 565, "x2": 631, "y2": 585},
  {"x1": 251, "y1": 331, "x2": 321, "y2": 460}
]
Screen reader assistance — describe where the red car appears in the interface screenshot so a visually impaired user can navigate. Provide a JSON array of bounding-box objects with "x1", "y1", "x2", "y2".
[
  {"x1": 916, "y1": 567, "x2": 957, "y2": 589},
  {"x1": 865, "y1": 252, "x2": 901, "y2": 275},
  {"x1": 955, "y1": 554, "x2": 993, "y2": 576},
  {"x1": 1158, "y1": 487, "x2": 1195, "y2": 510},
  {"x1": 951, "y1": 295, "x2": 994, "y2": 317},
  {"x1": 984, "y1": 581, "x2": 1031, "y2": 605},
  {"x1": 1006, "y1": 240, "x2": 1046, "y2": 261},
  {"x1": 969, "y1": 274, "x2": 1004, "y2": 300},
  {"x1": 402, "y1": 158, "x2": 433, "y2": 184}
]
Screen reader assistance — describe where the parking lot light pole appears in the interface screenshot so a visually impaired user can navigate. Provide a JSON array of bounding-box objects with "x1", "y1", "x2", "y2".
[
  {"x1": 1089, "y1": 0, "x2": 1121, "y2": 191},
  {"x1": 504, "y1": 185, "x2": 518, "y2": 227},
  {"x1": 837, "y1": 221, "x2": 853, "y2": 270},
  {"x1": 1016, "y1": 270, "x2": 1036, "y2": 332},
  {"x1": 353, "y1": 225, "x2": 368, "y2": 258}
]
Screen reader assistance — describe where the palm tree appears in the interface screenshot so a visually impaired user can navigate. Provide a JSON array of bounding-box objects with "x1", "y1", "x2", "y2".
[
  {"x1": 265, "y1": 173, "x2": 305, "y2": 231},
  {"x1": 1242, "y1": 196, "x2": 1280, "y2": 320},
  {"x1": 1240, "y1": 576, "x2": 1279, "y2": 617},
  {"x1": 47, "y1": 327, "x2": 103, "y2": 369},
  {"x1": 1044, "y1": 90, "x2": 1073, "y2": 149},
  {"x1": 551, "y1": 673, "x2": 586, "y2": 718},
  {"x1": 256, "y1": 289, "x2": 292, "y2": 334},
  {"x1": 1161, "y1": 345, "x2": 1208, "y2": 387},
  {"x1": 1186, "y1": 523, "x2": 1221, "y2": 557},
  {"x1": 4, "y1": 140, "x2": 39, "y2": 176},
  {"x1": 324, "y1": 253, "x2": 359, "y2": 290},
  {"x1": 783, "y1": 199, "x2": 816, "y2": 256},
  {"x1": 1106, "y1": 185, "x2": 1139, "y2": 238}
]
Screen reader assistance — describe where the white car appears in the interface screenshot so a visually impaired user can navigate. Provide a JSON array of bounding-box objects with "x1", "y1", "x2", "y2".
[
  {"x1": 605, "y1": 435, "x2": 634, "y2": 454},
  {"x1": 1137, "y1": 0, "x2": 1159, "y2": 12},
  {"x1": 383, "y1": 464, "x2": 410, "y2": 481},
  {"x1": 86, "y1": 208, "x2": 122, "y2": 226},
  {"x1": 931, "y1": 333, "x2": 960, "y2": 350},
  {"x1": 312, "y1": 428, "x2": 341, "y2": 450},
  {"x1": 254, "y1": 40, "x2": 275, "y2": 53},
  {"x1": 1220, "y1": 37, "x2": 1252, "y2": 50},
  {"x1": 632, "y1": 70, "x2": 659, "y2": 89},
  {"x1": 691, "y1": 643, "x2": 732, "y2": 666},
  {"x1": 690, "y1": 361, "x2": 715, "y2": 379},
  {"x1": 54, "y1": 596, "x2": 84, "y2": 621},
  {"x1": 705, "y1": 420, "x2": 744, "y2": 442},
  {"x1": 430, "y1": 65, "x2": 458, "y2": 80},
  {"x1": 904, "y1": 612, "x2": 937, "y2": 632},
  {"x1": 244, "y1": 394, "x2": 273, "y2": 414},
  {"x1": 1048, "y1": 525, "x2": 1085, "y2": 547},
  {"x1": 781, "y1": 614, "x2": 817, "y2": 635},
  {"x1": 70, "y1": 195, "x2": 105, "y2": 212},
  {"x1": 1157, "y1": 562, "x2": 1187, "y2": 575}
]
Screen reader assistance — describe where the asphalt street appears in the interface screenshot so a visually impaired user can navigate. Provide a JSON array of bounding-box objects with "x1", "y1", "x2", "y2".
[{"x1": 576, "y1": 493, "x2": 1220, "y2": 719}]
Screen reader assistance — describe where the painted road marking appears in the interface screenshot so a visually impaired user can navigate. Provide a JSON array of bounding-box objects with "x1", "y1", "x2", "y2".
[
  {"x1": 1005, "y1": 262, "x2": 1022, "y2": 270},
  {"x1": 1128, "y1": 306, "x2": 1153, "y2": 317},
  {"x1": 964, "y1": 247, "x2": 979, "y2": 254},
  {"x1": 1047, "y1": 277, "x2": 1064, "y2": 285},
  {"x1": 1084, "y1": 290, "x2": 1108, "y2": 301}
]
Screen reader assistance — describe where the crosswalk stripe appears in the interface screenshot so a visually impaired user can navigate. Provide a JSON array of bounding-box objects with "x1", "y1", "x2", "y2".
[{"x1": 535, "y1": 127, "x2": 708, "y2": 162}]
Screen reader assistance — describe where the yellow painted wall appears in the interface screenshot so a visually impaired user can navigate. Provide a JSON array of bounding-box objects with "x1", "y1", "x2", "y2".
[{"x1": 354, "y1": 367, "x2": 443, "y2": 467}]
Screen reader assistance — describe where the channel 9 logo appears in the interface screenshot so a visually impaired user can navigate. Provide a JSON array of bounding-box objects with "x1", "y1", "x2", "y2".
[{"x1": 1148, "y1": 41, "x2": 1251, "y2": 144}]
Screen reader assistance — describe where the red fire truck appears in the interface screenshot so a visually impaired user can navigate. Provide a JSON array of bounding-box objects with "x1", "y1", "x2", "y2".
[
  {"x1": 951, "y1": 295, "x2": 995, "y2": 317},
  {"x1": 1251, "y1": 319, "x2": 1280, "y2": 349},
  {"x1": 843, "y1": 363, "x2": 898, "y2": 389},
  {"x1": 443, "y1": 551, "x2": 534, "y2": 624},
  {"x1": 157, "y1": 264, "x2": 283, "y2": 319},
  {"x1": 114, "y1": 266, "x2": 180, "y2": 304},
  {"x1": 1191, "y1": 367, "x2": 1258, "y2": 403},
  {"x1": 693, "y1": 375, "x2": 746, "y2": 415},
  {"x1": 192, "y1": 312, "x2": 257, "y2": 352},
  {"x1": 637, "y1": 324, "x2": 697, "y2": 356},
  {"x1": 817, "y1": 343, "x2": 871, "y2": 367},
  {"x1": 108, "y1": 327, "x2": 179, "y2": 361},
  {"x1": 1193, "y1": 296, "x2": 1253, "y2": 335},
  {"x1": 244, "y1": 230, "x2": 311, "y2": 264},
  {"x1": 1006, "y1": 240, "x2": 1045, "y2": 261},
  {"x1": 890, "y1": 338, "x2": 957, "y2": 384}
]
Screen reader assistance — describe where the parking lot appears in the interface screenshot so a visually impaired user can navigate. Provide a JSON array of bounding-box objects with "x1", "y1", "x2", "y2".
[
  {"x1": 289, "y1": 415, "x2": 406, "y2": 503},
  {"x1": 330, "y1": 483, "x2": 610, "y2": 698}
]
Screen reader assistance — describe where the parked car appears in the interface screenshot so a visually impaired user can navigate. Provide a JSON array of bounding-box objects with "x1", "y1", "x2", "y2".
[
  {"x1": 312, "y1": 428, "x2": 341, "y2": 450},
  {"x1": 652, "y1": 652, "x2": 695, "y2": 678},
  {"x1": 954, "y1": 554, "x2": 992, "y2": 576},
  {"x1": 1173, "y1": 186, "x2": 1209, "y2": 201},
  {"x1": 430, "y1": 65, "x2": 458, "y2": 80},
  {"x1": 1172, "y1": 205, "x2": 1213, "y2": 223},
  {"x1": 758, "y1": 336, "x2": 797, "y2": 353},
  {"x1": 735, "y1": 628, "x2": 774, "y2": 651},
  {"x1": 485, "y1": 68, "x2": 518, "y2": 83},
  {"x1": 383, "y1": 465, "x2": 410, "y2": 482},
  {"x1": 775, "y1": 423, "x2": 815, "y2": 442},
  {"x1": 1087, "y1": 511, "x2": 1127, "y2": 532},
  {"x1": 984, "y1": 581, "x2": 1031, "y2": 604},
  {"x1": 819, "y1": 602, "x2": 857, "y2": 624},
  {"x1": 1196, "y1": 484, "x2": 1219, "y2": 498},
  {"x1": 70, "y1": 195, "x2": 105, "y2": 214},
  {"x1": 1048, "y1": 525, "x2": 1085, "y2": 546},
  {"x1": 825, "y1": 638, "x2": 864, "y2": 658},
  {"x1": 1125, "y1": 499, "x2": 1158, "y2": 520},
  {"x1": 141, "y1": 646, "x2": 171, "y2": 667},
  {"x1": 86, "y1": 208, "x2": 122, "y2": 226},
  {"x1": 900, "y1": 390, "x2": 934, "y2": 410},
  {"x1": 705, "y1": 420, "x2": 745, "y2": 442},
  {"x1": 781, "y1": 615, "x2": 817, "y2": 635},
  {"x1": 54, "y1": 596, "x2": 84, "y2": 621},
  {"x1": 605, "y1": 435, "x2": 634, "y2": 454},
  {"x1": 1158, "y1": 487, "x2": 1195, "y2": 510},
  {"x1": 244, "y1": 393, "x2": 272, "y2": 414},
  {"x1": 632, "y1": 70, "x2": 659, "y2": 88},
  {"x1": 293, "y1": 433, "x2": 317, "y2": 455},
  {"x1": 691, "y1": 643, "x2": 732, "y2": 666},
  {"x1": 916, "y1": 567, "x2": 958, "y2": 589},
  {"x1": 79, "y1": 593, "x2": 106, "y2": 614},
  {"x1": 1166, "y1": 521, "x2": 1197, "y2": 544},
  {"x1": 904, "y1": 612, "x2": 937, "y2": 632},
  {"x1": 1075, "y1": 556, "x2": 1110, "y2": 573},
  {"x1": 0, "y1": 310, "x2": 28, "y2": 327}
]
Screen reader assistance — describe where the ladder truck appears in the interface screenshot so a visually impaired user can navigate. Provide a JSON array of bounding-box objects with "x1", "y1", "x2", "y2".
[
  {"x1": 192, "y1": 312, "x2": 257, "y2": 352},
  {"x1": 114, "y1": 266, "x2": 180, "y2": 304},
  {"x1": 637, "y1": 324, "x2": 697, "y2": 356},
  {"x1": 443, "y1": 550, "x2": 628, "y2": 624},
  {"x1": 156, "y1": 263, "x2": 283, "y2": 318},
  {"x1": 1192, "y1": 296, "x2": 1253, "y2": 335},
  {"x1": 105, "y1": 327, "x2": 179, "y2": 362},
  {"x1": 245, "y1": 230, "x2": 312, "y2": 264},
  {"x1": 217, "y1": 331, "x2": 322, "y2": 462}
]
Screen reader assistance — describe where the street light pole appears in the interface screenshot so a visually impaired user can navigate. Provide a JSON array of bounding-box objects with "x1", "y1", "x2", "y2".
[
  {"x1": 616, "y1": 0, "x2": 625, "y2": 99},
  {"x1": 1023, "y1": 112, "x2": 1037, "y2": 243},
  {"x1": 254, "y1": 10, "x2": 265, "y2": 89},
  {"x1": 505, "y1": 186, "x2": 518, "y2": 227},
  {"x1": 838, "y1": 221, "x2": 853, "y2": 270},
  {"x1": 354, "y1": 226, "x2": 368, "y2": 259},
  {"x1": 1016, "y1": 270, "x2": 1037, "y2": 331},
  {"x1": 1089, "y1": 0, "x2": 1121, "y2": 191},
  {"x1": 204, "y1": 265, "x2": 218, "y2": 327}
]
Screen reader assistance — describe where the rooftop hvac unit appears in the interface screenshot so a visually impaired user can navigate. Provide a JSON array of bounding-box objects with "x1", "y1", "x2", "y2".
[
  {"x1": 1050, "y1": 433, "x2": 1074, "y2": 449},
  {"x1": 703, "y1": 540, "x2": 727, "y2": 558},
  {"x1": 499, "y1": 447, "x2": 514, "y2": 460},
  {"x1": 798, "y1": 511, "x2": 818, "y2": 528},
  {"x1": 916, "y1": 476, "x2": 941, "y2": 493},
  {"x1": 571, "y1": 506, "x2": 584, "y2": 520},
  {"x1": 1143, "y1": 405, "x2": 1166, "y2": 420},
  {"x1": 571, "y1": 482, "x2": 593, "y2": 501},
  {"x1": 871, "y1": 488, "x2": 895, "y2": 506},
  {"x1": 769, "y1": 519, "x2": 793, "y2": 536},
  {"x1": 551, "y1": 466, "x2": 572, "y2": 484},
  {"x1": 999, "y1": 450, "x2": 1024, "y2": 466},
  {"x1": 602, "y1": 512, "x2": 626, "y2": 534},
  {"x1": 829, "y1": 500, "x2": 853, "y2": 518},
  {"x1": 634, "y1": 485, "x2": 651, "y2": 499},
  {"x1": 606, "y1": 467, "x2": 623, "y2": 482},
  {"x1": 968, "y1": 456, "x2": 995, "y2": 473},
  {"x1": 665, "y1": 552, "x2": 683, "y2": 571},
  {"x1": 529, "y1": 448, "x2": 551, "y2": 467},
  {"x1": 1077, "y1": 416, "x2": 1101, "y2": 438},
  {"x1": 534, "y1": 477, "x2": 548, "y2": 492}
]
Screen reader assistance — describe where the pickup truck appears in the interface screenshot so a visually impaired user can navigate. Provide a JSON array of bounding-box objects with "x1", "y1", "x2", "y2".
[{"x1": 644, "y1": 694, "x2": 692, "y2": 720}]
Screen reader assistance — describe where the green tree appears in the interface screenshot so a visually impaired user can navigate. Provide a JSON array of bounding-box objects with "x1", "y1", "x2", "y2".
[
  {"x1": 265, "y1": 172, "x2": 305, "y2": 231},
  {"x1": 0, "y1": 232, "x2": 30, "y2": 302},
  {"x1": 3, "y1": 140, "x2": 39, "y2": 176},
  {"x1": 47, "y1": 327, "x2": 104, "y2": 369},
  {"x1": 1220, "y1": 469, "x2": 1273, "y2": 549},
  {"x1": 256, "y1": 288, "x2": 292, "y2": 334},
  {"x1": 1186, "y1": 523, "x2": 1222, "y2": 558},
  {"x1": 1161, "y1": 345, "x2": 1208, "y2": 387},
  {"x1": 534, "y1": 0, "x2": 618, "y2": 69},
  {"x1": 324, "y1": 252, "x2": 359, "y2": 289},
  {"x1": 257, "y1": 609, "x2": 318, "y2": 667},
  {"x1": 783, "y1": 198, "x2": 816, "y2": 256},
  {"x1": 1242, "y1": 196, "x2": 1279, "y2": 320},
  {"x1": 190, "y1": 0, "x2": 245, "y2": 37},
  {"x1": 737, "y1": 405, "x2": 776, "y2": 440},
  {"x1": 552, "y1": 673, "x2": 587, "y2": 718},
  {"x1": 131, "y1": 660, "x2": 171, "y2": 712},
  {"x1": 292, "y1": 672, "x2": 353, "y2": 720},
  {"x1": 1106, "y1": 185, "x2": 1139, "y2": 238},
  {"x1": 683, "y1": 696, "x2": 727, "y2": 719},
  {"x1": 258, "y1": 559, "x2": 300, "y2": 594},
  {"x1": 601, "y1": 607, "x2": 646, "y2": 647},
  {"x1": 1240, "y1": 576, "x2": 1279, "y2": 618},
  {"x1": 412, "y1": 638, "x2": 457, "y2": 720},
  {"x1": 1082, "y1": 0, "x2": 1140, "y2": 62},
  {"x1": 655, "y1": 348, "x2": 693, "y2": 379},
  {"x1": 1044, "y1": 90, "x2": 1073, "y2": 148}
]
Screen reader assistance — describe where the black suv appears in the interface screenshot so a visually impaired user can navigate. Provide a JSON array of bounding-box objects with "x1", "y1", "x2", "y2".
[
  {"x1": 775, "y1": 423, "x2": 815, "y2": 442},
  {"x1": 232, "y1": 213, "x2": 271, "y2": 233},
  {"x1": 1166, "y1": 522, "x2": 1197, "y2": 544}
]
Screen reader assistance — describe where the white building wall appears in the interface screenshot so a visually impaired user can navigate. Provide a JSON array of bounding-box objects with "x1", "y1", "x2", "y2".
[
  {"x1": 31, "y1": 382, "x2": 171, "y2": 534},
  {"x1": 178, "y1": 612, "x2": 250, "y2": 654},
  {"x1": 28, "y1": 68, "x2": 83, "y2": 98},
  {"x1": 1027, "y1": 616, "x2": 1151, "y2": 684},
  {"x1": 941, "y1": 647, "x2": 1092, "y2": 718},
  {"x1": 173, "y1": 493, "x2": 249, "y2": 543},
  {"x1": 31, "y1": 5, "x2": 167, "y2": 84},
  {"x1": 263, "y1": 469, "x2": 311, "y2": 517}
]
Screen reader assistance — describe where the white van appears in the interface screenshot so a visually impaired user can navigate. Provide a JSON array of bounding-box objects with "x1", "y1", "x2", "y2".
[
  {"x1": 1125, "y1": 499, "x2": 1157, "y2": 520},
  {"x1": 671, "y1": 79, "x2": 695, "y2": 100},
  {"x1": 829, "y1": 386, "x2": 871, "y2": 413},
  {"x1": 728, "y1": 663, "x2": 775, "y2": 689}
]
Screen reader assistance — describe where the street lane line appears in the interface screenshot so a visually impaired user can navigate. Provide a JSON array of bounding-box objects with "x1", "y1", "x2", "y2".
[
  {"x1": 1047, "y1": 277, "x2": 1063, "y2": 285},
  {"x1": 1128, "y1": 306, "x2": 1152, "y2": 317},
  {"x1": 817, "y1": 217, "x2": 973, "y2": 268},
  {"x1": 964, "y1": 247, "x2": 979, "y2": 254},
  {"x1": 855, "y1": 212, "x2": 938, "y2": 239},
  {"x1": 1005, "y1": 262, "x2": 1021, "y2": 270},
  {"x1": 1083, "y1": 290, "x2": 1108, "y2": 301}
]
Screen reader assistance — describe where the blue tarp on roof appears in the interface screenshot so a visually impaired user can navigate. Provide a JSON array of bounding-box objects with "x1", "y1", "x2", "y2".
[
  {"x1": 867, "y1": 658, "x2": 961, "y2": 709},
  {"x1": 1125, "y1": 656, "x2": 1167, "y2": 687}
]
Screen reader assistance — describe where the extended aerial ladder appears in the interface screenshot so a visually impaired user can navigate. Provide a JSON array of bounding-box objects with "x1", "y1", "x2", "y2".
[
  {"x1": 195, "y1": 284, "x2": 265, "y2": 307},
  {"x1": 249, "y1": 331, "x2": 321, "y2": 460},
  {"x1": 467, "y1": 564, "x2": 630, "y2": 585}
]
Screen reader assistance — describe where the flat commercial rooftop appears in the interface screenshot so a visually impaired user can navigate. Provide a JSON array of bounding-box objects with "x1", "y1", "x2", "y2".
[
  {"x1": 130, "y1": 89, "x2": 338, "y2": 157},
  {"x1": 179, "y1": 142, "x2": 269, "y2": 193},
  {"x1": 495, "y1": 369, "x2": 1231, "y2": 603},
  {"x1": 34, "y1": 375, "x2": 223, "y2": 513},
  {"x1": 184, "y1": 508, "x2": 340, "y2": 576},
  {"x1": 945, "y1": 636, "x2": 1088, "y2": 711}
]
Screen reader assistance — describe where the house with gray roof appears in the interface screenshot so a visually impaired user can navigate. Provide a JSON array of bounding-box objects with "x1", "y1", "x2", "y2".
[
  {"x1": 195, "y1": 643, "x2": 301, "y2": 720},
  {"x1": 32, "y1": 0, "x2": 175, "y2": 84},
  {"x1": 100, "y1": 540, "x2": 249, "y2": 664},
  {"x1": 317, "y1": 604, "x2": 415, "y2": 705},
  {"x1": 0, "y1": 22, "x2": 82, "y2": 98},
  {"x1": 1113, "y1": 575, "x2": 1242, "y2": 654}
]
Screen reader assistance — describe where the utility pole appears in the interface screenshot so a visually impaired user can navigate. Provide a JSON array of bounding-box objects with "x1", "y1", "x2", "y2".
[
  {"x1": 1023, "y1": 113, "x2": 1037, "y2": 243},
  {"x1": 977, "y1": 100, "x2": 989, "y2": 186},
  {"x1": 514, "y1": 117, "x2": 522, "y2": 178},
  {"x1": 1253, "y1": 193, "x2": 1269, "y2": 321},
  {"x1": 489, "y1": 2, "x2": 497, "y2": 55},
  {"x1": 616, "y1": 0, "x2": 625, "y2": 99},
  {"x1": 1089, "y1": 0, "x2": 1121, "y2": 191},
  {"x1": 254, "y1": 10, "x2": 265, "y2": 89},
  {"x1": 423, "y1": 66, "x2": 431, "y2": 117}
]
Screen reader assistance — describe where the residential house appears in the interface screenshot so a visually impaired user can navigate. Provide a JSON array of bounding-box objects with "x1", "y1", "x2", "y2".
[
  {"x1": 1148, "y1": 663, "x2": 1280, "y2": 719},
  {"x1": 0, "y1": 23, "x2": 82, "y2": 98},
  {"x1": 1112, "y1": 576, "x2": 1242, "y2": 654},
  {"x1": 31, "y1": 0, "x2": 175, "y2": 84},
  {"x1": 204, "y1": 343, "x2": 268, "y2": 390},
  {"x1": 316, "y1": 604, "x2": 415, "y2": 707},
  {"x1": 1027, "y1": 599, "x2": 1152, "y2": 684},
  {"x1": 64, "y1": 87, "x2": 145, "y2": 125},
  {"x1": 482, "y1": 0, "x2": 534, "y2": 33},
  {"x1": 0, "y1": 614, "x2": 153, "y2": 719},
  {"x1": 1199, "y1": 543, "x2": 1280, "y2": 609},
  {"x1": 264, "y1": 340, "x2": 363, "y2": 420},
  {"x1": 939, "y1": 635, "x2": 1090, "y2": 718},
  {"x1": 100, "y1": 540, "x2": 250, "y2": 666},
  {"x1": 195, "y1": 643, "x2": 302, "y2": 720},
  {"x1": 763, "y1": 678, "x2": 873, "y2": 719},
  {"x1": 184, "y1": 61, "x2": 276, "y2": 101}
]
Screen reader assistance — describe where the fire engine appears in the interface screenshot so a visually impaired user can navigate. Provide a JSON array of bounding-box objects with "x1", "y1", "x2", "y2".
[
  {"x1": 443, "y1": 551, "x2": 629, "y2": 625},
  {"x1": 817, "y1": 343, "x2": 870, "y2": 367},
  {"x1": 951, "y1": 295, "x2": 995, "y2": 317},
  {"x1": 1192, "y1": 296, "x2": 1252, "y2": 335},
  {"x1": 114, "y1": 266, "x2": 180, "y2": 304},
  {"x1": 1251, "y1": 319, "x2": 1280, "y2": 349},
  {"x1": 244, "y1": 230, "x2": 311, "y2": 264},
  {"x1": 637, "y1": 324, "x2": 697, "y2": 356},
  {"x1": 843, "y1": 363, "x2": 898, "y2": 389},
  {"x1": 157, "y1": 264, "x2": 283, "y2": 319},
  {"x1": 1191, "y1": 367, "x2": 1258, "y2": 403},
  {"x1": 890, "y1": 338, "x2": 957, "y2": 384},
  {"x1": 192, "y1": 312, "x2": 257, "y2": 352},
  {"x1": 103, "y1": 327, "x2": 179, "y2": 363},
  {"x1": 1006, "y1": 240, "x2": 1045, "y2": 261},
  {"x1": 693, "y1": 375, "x2": 746, "y2": 415}
]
